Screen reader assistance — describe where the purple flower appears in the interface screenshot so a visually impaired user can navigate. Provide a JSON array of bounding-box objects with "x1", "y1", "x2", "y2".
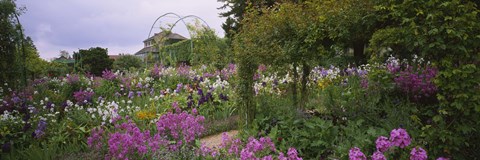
[
  {"x1": 150, "y1": 88, "x2": 154, "y2": 95},
  {"x1": 87, "y1": 127, "x2": 104, "y2": 150},
  {"x1": 177, "y1": 63, "x2": 191, "y2": 77},
  {"x1": 136, "y1": 91, "x2": 142, "y2": 97},
  {"x1": 390, "y1": 128, "x2": 411, "y2": 148},
  {"x1": 219, "y1": 93, "x2": 229, "y2": 101},
  {"x1": 156, "y1": 104, "x2": 205, "y2": 151},
  {"x1": 2, "y1": 142, "x2": 11, "y2": 153},
  {"x1": 151, "y1": 63, "x2": 162, "y2": 78},
  {"x1": 349, "y1": 147, "x2": 367, "y2": 160},
  {"x1": 287, "y1": 147, "x2": 302, "y2": 160},
  {"x1": 128, "y1": 91, "x2": 134, "y2": 99},
  {"x1": 375, "y1": 136, "x2": 391, "y2": 152},
  {"x1": 66, "y1": 74, "x2": 80, "y2": 84},
  {"x1": 73, "y1": 89, "x2": 94, "y2": 105},
  {"x1": 372, "y1": 151, "x2": 386, "y2": 160},
  {"x1": 34, "y1": 120, "x2": 47, "y2": 139},
  {"x1": 102, "y1": 69, "x2": 117, "y2": 80},
  {"x1": 410, "y1": 147, "x2": 427, "y2": 160},
  {"x1": 393, "y1": 65, "x2": 438, "y2": 101},
  {"x1": 436, "y1": 157, "x2": 449, "y2": 160},
  {"x1": 136, "y1": 82, "x2": 143, "y2": 89},
  {"x1": 175, "y1": 83, "x2": 183, "y2": 93},
  {"x1": 258, "y1": 64, "x2": 267, "y2": 72}
]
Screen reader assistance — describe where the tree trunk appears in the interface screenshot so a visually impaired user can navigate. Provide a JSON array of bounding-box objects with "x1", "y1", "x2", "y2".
[
  {"x1": 292, "y1": 62, "x2": 299, "y2": 108},
  {"x1": 238, "y1": 60, "x2": 257, "y2": 129},
  {"x1": 353, "y1": 41, "x2": 366, "y2": 65},
  {"x1": 300, "y1": 62, "x2": 310, "y2": 109}
]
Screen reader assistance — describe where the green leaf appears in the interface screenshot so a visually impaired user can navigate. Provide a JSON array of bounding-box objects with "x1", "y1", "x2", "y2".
[{"x1": 433, "y1": 115, "x2": 443, "y2": 122}]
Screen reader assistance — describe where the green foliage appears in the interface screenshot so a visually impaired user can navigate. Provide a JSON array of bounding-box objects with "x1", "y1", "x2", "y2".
[
  {"x1": 369, "y1": 0, "x2": 480, "y2": 158},
  {"x1": 47, "y1": 62, "x2": 70, "y2": 77},
  {"x1": 0, "y1": 0, "x2": 21, "y2": 86},
  {"x1": 112, "y1": 55, "x2": 143, "y2": 71},
  {"x1": 73, "y1": 47, "x2": 113, "y2": 76},
  {"x1": 311, "y1": 0, "x2": 377, "y2": 64},
  {"x1": 0, "y1": 0, "x2": 45, "y2": 87},
  {"x1": 218, "y1": 0, "x2": 285, "y2": 39},
  {"x1": 159, "y1": 39, "x2": 192, "y2": 65},
  {"x1": 24, "y1": 37, "x2": 49, "y2": 79},
  {"x1": 188, "y1": 22, "x2": 232, "y2": 68}
]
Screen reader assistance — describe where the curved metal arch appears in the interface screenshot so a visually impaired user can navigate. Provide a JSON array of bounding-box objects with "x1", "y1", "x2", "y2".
[
  {"x1": 147, "y1": 12, "x2": 192, "y2": 40},
  {"x1": 168, "y1": 15, "x2": 212, "y2": 64},
  {"x1": 145, "y1": 13, "x2": 212, "y2": 66},
  {"x1": 168, "y1": 15, "x2": 211, "y2": 32},
  {"x1": 146, "y1": 12, "x2": 193, "y2": 66}
]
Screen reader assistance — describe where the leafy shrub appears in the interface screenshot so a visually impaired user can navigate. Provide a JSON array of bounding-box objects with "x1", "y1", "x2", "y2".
[{"x1": 112, "y1": 55, "x2": 143, "y2": 71}]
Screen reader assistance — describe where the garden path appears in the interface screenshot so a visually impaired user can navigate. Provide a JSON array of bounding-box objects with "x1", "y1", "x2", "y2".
[{"x1": 200, "y1": 130, "x2": 238, "y2": 148}]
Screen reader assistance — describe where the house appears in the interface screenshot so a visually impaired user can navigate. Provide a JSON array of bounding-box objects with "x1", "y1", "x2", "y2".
[{"x1": 135, "y1": 31, "x2": 188, "y2": 60}]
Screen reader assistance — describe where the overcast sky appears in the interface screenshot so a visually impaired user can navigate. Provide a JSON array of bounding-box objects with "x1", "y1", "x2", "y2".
[{"x1": 16, "y1": 0, "x2": 227, "y2": 60}]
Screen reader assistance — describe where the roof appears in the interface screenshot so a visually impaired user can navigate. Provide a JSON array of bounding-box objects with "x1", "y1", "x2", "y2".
[
  {"x1": 135, "y1": 46, "x2": 159, "y2": 55},
  {"x1": 143, "y1": 31, "x2": 187, "y2": 43}
]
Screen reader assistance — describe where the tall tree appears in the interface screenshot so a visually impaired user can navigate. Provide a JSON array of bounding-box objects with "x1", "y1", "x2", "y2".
[
  {"x1": 59, "y1": 50, "x2": 70, "y2": 58},
  {"x1": 0, "y1": 0, "x2": 27, "y2": 87},
  {"x1": 218, "y1": 0, "x2": 289, "y2": 39},
  {"x1": 73, "y1": 47, "x2": 113, "y2": 76}
]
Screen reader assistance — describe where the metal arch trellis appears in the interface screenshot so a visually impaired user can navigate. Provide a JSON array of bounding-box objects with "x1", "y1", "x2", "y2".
[
  {"x1": 168, "y1": 15, "x2": 212, "y2": 65},
  {"x1": 145, "y1": 13, "x2": 211, "y2": 66},
  {"x1": 145, "y1": 12, "x2": 189, "y2": 66}
]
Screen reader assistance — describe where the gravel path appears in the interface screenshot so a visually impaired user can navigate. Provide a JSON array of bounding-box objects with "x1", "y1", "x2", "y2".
[{"x1": 200, "y1": 130, "x2": 238, "y2": 148}]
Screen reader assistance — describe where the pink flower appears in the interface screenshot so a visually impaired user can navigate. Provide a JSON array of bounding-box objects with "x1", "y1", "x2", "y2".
[
  {"x1": 410, "y1": 147, "x2": 428, "y2": 160},
  {"x1": 390, "y1": 128, "x2": 411, "y2": 148},
  {"x1": 375, "y1": 136, "x2": 391, "y2": 152},
  {"x1": 349, "y1": 147, "x2": 367, "y2": 160},
  {"x1": 372, "y1": 151, "x2": 386, "y2": 160},
  {"x1": 287, "y1": 148, "x2": 302, "y2": 160}
]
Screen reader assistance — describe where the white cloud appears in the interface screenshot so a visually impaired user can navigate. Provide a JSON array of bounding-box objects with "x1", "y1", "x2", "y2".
[{"x1": 16, "y1": 0, "x2": 226, "y2": 60}]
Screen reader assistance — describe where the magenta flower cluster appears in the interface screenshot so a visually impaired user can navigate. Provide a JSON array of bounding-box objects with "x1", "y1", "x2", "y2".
[
  {"x1": 389, "y1": 128, "x2": 411, "y2": 148},
  {"x1": 155, "y1": 102, "x2": 205, "y2": 151},
  {"x1": 371, "y1": 151, "x2": 386, "y2": 160},
  {"x1": 150, "y1": 63, "x2": 163, "y2": 79},
  {"x1": 176, "y1": 63, "x2": 191, "y2": 77},
  {"x1": 102, "y1": 69, "x2": 117, "y2": 81},
  {"x1": 348, "y1": 127, "x2": 448, "y2": 160},
  {"x1": 73, "y1": 89, "x2": 94, "y2": 105},
  {"x1": 200, "y1": 132, "x2": 302, "y2": 160},
  {"x1": 87, "y1": 127, "x2": 104, "y2": 150},
  {"x1": 66, "y1": 74, "x2": 80, "y2": 84},
  {"x1": 349, "y1": 128, "x2": 425, "y2": 160},
  {"x1": 349, "y1": 147, "x2": 367, "y2": 160},
  {"x1": 410, "y1": 147, "x2": 428, "y2": 160},
  {"x1": 240, "y1": 137, "x2": 277, "y2": 160},
  {"x1": 375, "y1": 136, "x2": 391, "y2": 152},
  {"x1": 87, "y1": 103, "x2": 206, "y2": 159},
  {"x1": 393, "y1": 65, "x2": 438, "y2": 101},
  {"x1": 105, "y1": 120, "x2": 164, "y2": 159}
]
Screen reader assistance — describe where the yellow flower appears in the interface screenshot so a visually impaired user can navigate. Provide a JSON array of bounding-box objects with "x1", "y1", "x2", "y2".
[
  {"x1": 317, "y1": 79, "x2": 331, "y2": 89},
  {"x1": 136, "y1": 110, "x2": 156, "y2": 120}
]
